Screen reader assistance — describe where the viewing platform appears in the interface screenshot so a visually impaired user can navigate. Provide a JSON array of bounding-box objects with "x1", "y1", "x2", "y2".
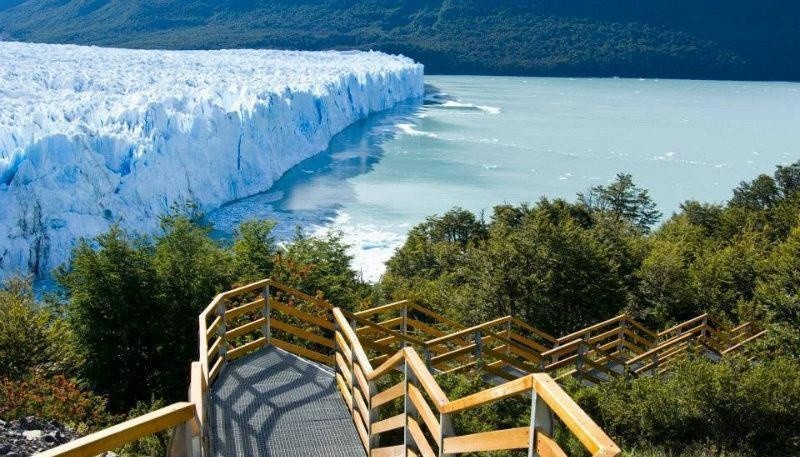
[{"x1": 208, "y1": 346, "x2": 365, "y2": 457}]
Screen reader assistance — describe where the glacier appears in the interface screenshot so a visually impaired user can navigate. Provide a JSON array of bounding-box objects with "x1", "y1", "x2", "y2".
[{"x1": 0, "y1": 41, "x2": 424, "y2": 279}]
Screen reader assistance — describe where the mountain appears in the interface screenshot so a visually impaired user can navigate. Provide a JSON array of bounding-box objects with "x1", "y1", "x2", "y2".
[{"x1": 0, "y1": 0, "x2": 798, "y2": 80}]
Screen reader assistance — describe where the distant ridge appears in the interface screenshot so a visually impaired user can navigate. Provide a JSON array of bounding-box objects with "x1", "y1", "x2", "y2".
[{"x1": 1, "y1": 0, "x2": 798, "y2": 81}]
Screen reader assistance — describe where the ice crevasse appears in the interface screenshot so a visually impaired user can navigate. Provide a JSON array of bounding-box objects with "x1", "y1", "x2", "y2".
[{"x1": 0, "y1": 41, "x2": 424, "y2": 278}]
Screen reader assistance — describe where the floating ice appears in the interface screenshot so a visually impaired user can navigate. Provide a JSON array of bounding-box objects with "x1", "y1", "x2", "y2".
[{"x1": 0, "y1": 41, "x2": 423, "y2": 278}]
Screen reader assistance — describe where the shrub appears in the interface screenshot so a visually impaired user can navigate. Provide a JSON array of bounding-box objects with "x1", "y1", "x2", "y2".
[
  {"x1": 0, "y1": 277, "x2": 83, "y2": 380},
  {"x1": 575, "y1": 356, "x2": 800, "y2": 456},
  {"x1": 0, "y1": 372, "x2": 112, "y2": 431}
]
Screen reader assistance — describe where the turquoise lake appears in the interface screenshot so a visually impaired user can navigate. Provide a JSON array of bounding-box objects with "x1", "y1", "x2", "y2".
[{"x1": 208, "y1": 75, "x2": 800, "y2": 281}]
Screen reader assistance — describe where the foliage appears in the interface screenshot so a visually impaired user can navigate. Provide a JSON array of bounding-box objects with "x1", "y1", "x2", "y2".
[
  {"x1": 273, "y1": 229, "x2": 368, "y2": 311},
  {"x1": 57, "y1": 208, "x2": 366, "y2": 410},
  {"x1": 117, "y1": 398, "x2": 170, "y2": 457},
  {"x1": 382, "y1": 162, "x2": 800, "y2": 338},
  {"x1": 1, "y1": 0, "x2": 799, "y2": 80},
  {"x1": 0, "y1": 373, "x2": 112, "y2": 431},
  {"x1": 151, "y1": 213, "x2": 235, "y2": 401},
  {"x1": 232, "y1": 219, "x2": 278, "y2": 281},
  {"x1": 573, "y1": 356, "x2": 800, "y2": 456},
  {"x1": 0, "y1": 277, "x2": 83, "y2": 381},
  {"x1": 578, "y1": 173, "x2": 662, "y2": 232},
  {"x1": 57, "y1": 226, "x2": 166, "y2": 411}
]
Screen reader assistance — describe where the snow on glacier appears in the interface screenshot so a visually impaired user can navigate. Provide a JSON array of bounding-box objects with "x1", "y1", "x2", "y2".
[{"x1": 0, "y1": 41, "x2": 424, "y2": 278}]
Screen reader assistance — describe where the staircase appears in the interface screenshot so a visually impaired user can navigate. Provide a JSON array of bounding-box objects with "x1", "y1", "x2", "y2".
[{"x1": 38, "y1": 278, "x2": 765, "y2": 457}]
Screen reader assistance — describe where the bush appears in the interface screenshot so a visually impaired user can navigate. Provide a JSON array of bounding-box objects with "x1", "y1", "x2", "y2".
[
  {"x1": 0, "y1": 373, "x2": 112, "y2": 431},
  {"x1": 575, "y1": 356, "x2": 800, "y2": 456},
  {"x1": 0, "y1": 277, "x2": 83, "y2": 380}
]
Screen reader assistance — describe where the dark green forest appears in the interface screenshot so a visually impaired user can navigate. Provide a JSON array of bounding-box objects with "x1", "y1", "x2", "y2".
[
  {"x1": 0, "y1": 0, "x2": 798, "y2": 80},
  {"x1": 3, "y1": 161, "x2": 800, "y2": 455}
]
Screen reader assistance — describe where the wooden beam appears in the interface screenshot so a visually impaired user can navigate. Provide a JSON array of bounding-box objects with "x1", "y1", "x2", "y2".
[
  {"x1": 37, "y1": 403, "x2": 195, "y2": 457},
  {"x1": 443, "y1": 427, "x2": 530, "y2": 453}
]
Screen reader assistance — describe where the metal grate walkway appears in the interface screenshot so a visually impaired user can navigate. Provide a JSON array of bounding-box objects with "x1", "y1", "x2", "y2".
[{"x1": 208, "y1": 346, "x2": 366, "y2": 457}]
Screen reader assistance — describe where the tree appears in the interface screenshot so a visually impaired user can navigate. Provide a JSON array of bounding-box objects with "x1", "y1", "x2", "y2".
[
  {"x1": 152, "y1": 213, "x2": 234, "y2": 400},
  {"x1": 232, "y1": 219, "x2": 278, "y2": 281},
  {"x1": 749, "y1": 224, "x2": 800, "y2": 357},
  {"x1": 578, "y1": 173, "x2": 662, "y2": 232},
  {"x1": 730, "y1": 174, "x2": 780, "y2": 210},
  {"x1": 0, "y1": 277, "x2": 83, "y2": 380},
  {"x1": 57, "y1": 226, "x2": 162, "y2": 411},
  {"x1": 273, "y1": 230, "x2": 365, "y2": 310},
  {"x1": 467, "y1": 204, "x2": 628, "y2": 334}
]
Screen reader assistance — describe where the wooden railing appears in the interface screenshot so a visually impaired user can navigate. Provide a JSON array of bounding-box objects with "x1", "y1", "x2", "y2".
[
  {"x1": 38, "y1": 277, "x2": 765, "y2": 457},
  {"x1": 332, "y1": 307, "x2": 621, "y2": 457}
]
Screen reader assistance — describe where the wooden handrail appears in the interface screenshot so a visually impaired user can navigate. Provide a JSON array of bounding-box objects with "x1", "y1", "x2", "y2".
[
  {"x1": 354, "y1": 299, "x2": 408, "y2": 318},
  {"x1": 557, "y1": 314, "x2": 627, "y2": 344},
  {"x1": 331, "y1": 308, "x2": 620, "y2": 457},
  {"x1": 627, "y1": 331, "x2": 696, "y2": 365},
  {"x1": 37, "y1": 403, "x2": 196, "y2": 457},
  {"x1": 657, "y1": 313, "x2": 708, "y2": 338},
  {"x1": 425, "y1": 315, "x2": 512, "y2": 346},
  {"x1": 721, "y1": 329, "x2": 767, "y2": 355}
]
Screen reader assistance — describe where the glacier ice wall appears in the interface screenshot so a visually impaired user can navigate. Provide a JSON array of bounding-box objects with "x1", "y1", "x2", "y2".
[{"x1": 0, "y1": 42, "x2": 424, "y2": 278}]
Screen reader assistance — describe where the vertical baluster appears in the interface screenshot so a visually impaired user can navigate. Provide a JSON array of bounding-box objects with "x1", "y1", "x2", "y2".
[
  {"x1": 348, "y1": 319, "x2": 357, "y2": 424},
  {"x1": 401, "y1": 302, "x2": 408, "y2": 347},
  {"x1": 575, "y1": 342, "x2": 587, "y2": 383},
  {"x1": 261, "y1": 284, "x2": 271, "y2": 345},
  {"x1": 617, "y1": 316, "x2": 626, "y2": 355},
  {"x1": 217, "y1": 299, "x2": 228, "y2": 370},
  {"x1": 439, "y1": 412, "x2": 454, "y2": 457},
  {"x1": 528, "y1": 385, "x2": 554, "y2": 457},
  {"x1": 474, "y1": 330, "x2": 483, "y2": 369},
  {"x1": 505, "y1": 320, "x2": 512, "y2": 355},
  {"x1": 404, "y1": 362, "x2": 418, "y2": 455},
  {"x1": 368, "y1": 379, "x2": 378, "y2": 451},
  {"x1": 423, "y1": 346, "x2": 432, "y2": 371}
]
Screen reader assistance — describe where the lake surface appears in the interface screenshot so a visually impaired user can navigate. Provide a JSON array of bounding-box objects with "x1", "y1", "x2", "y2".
[{"x1": 208, "y1": 75, "x2": 800, "y2": 281}]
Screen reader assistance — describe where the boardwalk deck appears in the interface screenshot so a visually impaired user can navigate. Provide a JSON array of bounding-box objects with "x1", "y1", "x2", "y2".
[{"x1": 208, "y1": 346, "x2": 366, "y2": 457}]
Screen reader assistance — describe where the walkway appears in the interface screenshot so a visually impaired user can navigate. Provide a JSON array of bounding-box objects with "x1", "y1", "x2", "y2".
[{"x1": 208, "y1": 346, "x2": 366, "y2": 457}]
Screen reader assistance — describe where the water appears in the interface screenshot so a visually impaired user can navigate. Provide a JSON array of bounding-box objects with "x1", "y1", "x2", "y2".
[{"x1": 208, "y1": 75, "x2": 800, "y2": 282}]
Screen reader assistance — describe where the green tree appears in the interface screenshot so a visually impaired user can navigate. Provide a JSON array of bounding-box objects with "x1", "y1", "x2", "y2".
[
  {"x1": 467, "y1": 203, "x2": 628, "y2": 334},
  {"x1": 578, "y1": 173, "x2": 662, "y2": 232},
  {"x1": 57, "y1": 226, "x2": 162, "y2": 411},
  {"x1": 273, "y1": 230, "x2": 365, "y2": 310},
  {"x1": 0, "y1": 277, "x2": 83, "y2": 380},
  {"x1": 152, "y1": 213, "x2": 234, "y2": 400},
  {"x1": 232, "y1": 219, "x2": 278, "y2": 281},
  {"x1": 748, "y1": 224, "x2": 800, "y2": 357}
]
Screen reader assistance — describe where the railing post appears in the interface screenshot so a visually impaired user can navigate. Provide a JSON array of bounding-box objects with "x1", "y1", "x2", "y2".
[
  {"x1": 439, "y1": 412, "x2": 454, "y2": 457},
  {"x1": 348, "y1": 320, "x2": 357, "y2": 422},
  {"x1": 701, "y1": 315, "x2": 708, "y2": 342},
  {"x1": 401, "y1": 302, "x2": 409, "y2": 348},
  {"x1": 216, "y1": 299, "x2": 228, "y2": 368},
  {"x1": 474, "y1": 330, "x2": 483, "y2": 368},
  {"x1": 575, "y1": 343, "x2": 587, "y2": 383},
  {"x1": 423, "y1": 346, "x2": 432, "y2": 371},
  {"x1": 617, "y1": 316, "x2": 626, "y2": 355},
  {"x1": 528, "y1": 386, "x2": 554, "y2": 457},
  {"x1": 505, "y1": 320, "x2": 512, "y2": 355},
  {"x1": 368, "y1": 380, "x2": 378, "y2": 450},
  {"x1": 651, "y1": 353, "x2": 659, "y2": 377},
  {"x1": 261, "y1": 284, "x2": 271, "y2": 345},
  {"x1": 404, "y1": 360, "x2": 417, "y2": 455}
]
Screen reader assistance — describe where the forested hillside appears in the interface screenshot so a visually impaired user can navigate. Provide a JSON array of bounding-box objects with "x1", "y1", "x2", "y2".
[{"x1": 0, "y1": 0, "x2": 798, "y2": 80}]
